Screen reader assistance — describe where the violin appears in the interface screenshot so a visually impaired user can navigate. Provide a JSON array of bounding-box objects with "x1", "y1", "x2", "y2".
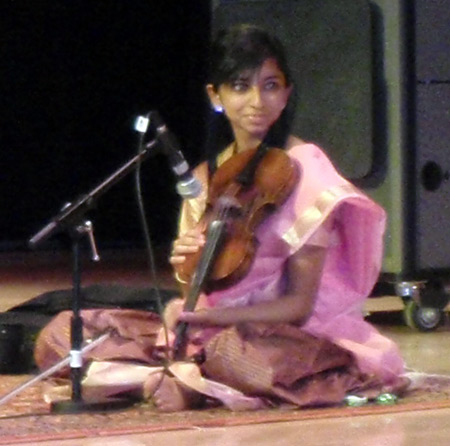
[
  {"x1": 177, "y1": 143, "x2": 300, "y2": 290},
  {"x1": 172, "y1": 143, "x2": 299, "y2": 360}
]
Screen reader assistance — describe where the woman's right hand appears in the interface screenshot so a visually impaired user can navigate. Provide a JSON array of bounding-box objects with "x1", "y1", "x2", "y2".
[
  {"x1": 162, "y1": 298, "x2": 185, "y2": 332},
  {"x1": 169, "y1": 228, "x2": 206, "y2": 267}
]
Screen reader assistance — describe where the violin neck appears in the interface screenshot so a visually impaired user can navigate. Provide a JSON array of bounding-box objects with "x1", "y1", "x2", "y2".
[
  {"x1": 184, "y1": 219, "x2": 227, "y2": 310},
  {"x1": 235, "y1": 142, "x2": 270, "y2": 187},
  {"x1": 172, "y1": 219, "x2": 227, "y2": 361}
]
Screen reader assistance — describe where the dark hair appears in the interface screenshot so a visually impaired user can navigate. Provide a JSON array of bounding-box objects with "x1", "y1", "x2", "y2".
[
  {"x1": 204, "y1": 24, "x2": 296, "y2": 172},
  {"x1": 209, "y1": 23, "x2": 292, "y2": 90}
]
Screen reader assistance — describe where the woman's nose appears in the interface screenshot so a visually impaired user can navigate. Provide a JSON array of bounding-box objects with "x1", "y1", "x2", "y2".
[{"x1": 248, "y1": 86, "x2": 263, "y2": 107}]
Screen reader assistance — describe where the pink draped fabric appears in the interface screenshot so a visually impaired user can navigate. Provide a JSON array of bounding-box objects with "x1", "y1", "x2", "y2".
[{"x1": 199, "y1": 143, "x2": 404, "y2": 383}]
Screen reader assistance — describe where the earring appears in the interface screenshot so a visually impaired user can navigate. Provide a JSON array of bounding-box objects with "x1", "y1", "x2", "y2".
[{"x1": 213, "y1": 104, "x2": 224, "y2": 113}]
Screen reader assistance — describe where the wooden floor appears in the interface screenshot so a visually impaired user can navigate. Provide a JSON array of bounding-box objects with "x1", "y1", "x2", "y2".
[{"x1": 1, "y1": 249, "x2": 450, "y2": 445}]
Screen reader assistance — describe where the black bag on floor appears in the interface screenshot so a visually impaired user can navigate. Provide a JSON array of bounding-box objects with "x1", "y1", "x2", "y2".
[{"x1": 0, "y1": 283, "x2": 177, "y2": 373}]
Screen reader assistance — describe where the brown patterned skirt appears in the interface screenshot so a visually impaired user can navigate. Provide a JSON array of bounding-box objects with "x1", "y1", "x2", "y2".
[{"x1": 34, "y1": 309, "x2": 401, "y2": 407}]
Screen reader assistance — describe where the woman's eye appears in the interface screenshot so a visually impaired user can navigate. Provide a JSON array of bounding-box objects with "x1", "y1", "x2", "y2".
[
  {"x1": 264, "y1": 81, "x2": 281, "y2": 91},
  {"x1": 231, "y1": 81, "x2": 249, "y2": 91}
]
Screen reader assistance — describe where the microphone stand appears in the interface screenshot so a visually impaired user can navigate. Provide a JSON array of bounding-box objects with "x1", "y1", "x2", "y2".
[
  {"x1": 28, "y1": 139, "x2": 158, "y2": 413},
  {"x1": 29, "y1": 138, "x2": 158, "y2": 248}
]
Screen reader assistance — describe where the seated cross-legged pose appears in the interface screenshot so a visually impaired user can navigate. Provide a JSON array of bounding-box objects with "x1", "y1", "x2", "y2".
[{"x1": 35, "y1": 24, "x2": 415, "y2": 412}]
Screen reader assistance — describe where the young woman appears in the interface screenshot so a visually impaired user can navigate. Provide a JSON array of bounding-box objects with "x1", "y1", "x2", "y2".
[
  {"x1": 34, "y1": 24, "x2": 408, "y2": 412},
  {"x1": 143, "y1": 24, "x2": 407, "y2": 411}
]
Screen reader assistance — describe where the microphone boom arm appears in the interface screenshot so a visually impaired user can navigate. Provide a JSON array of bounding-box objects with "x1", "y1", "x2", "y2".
[{"x1": 29, "y1": 138, "x2": 158, "y2": 248}]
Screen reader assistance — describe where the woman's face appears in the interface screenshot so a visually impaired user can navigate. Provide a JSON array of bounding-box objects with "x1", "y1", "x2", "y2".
[{"x1": 208, "y1": 58, "x2": 292, "y2": 145}]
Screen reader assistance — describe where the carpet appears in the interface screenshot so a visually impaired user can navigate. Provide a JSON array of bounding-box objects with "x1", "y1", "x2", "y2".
[{"x1": 1, "y1": 375, "x2": 450, "y2": 444}]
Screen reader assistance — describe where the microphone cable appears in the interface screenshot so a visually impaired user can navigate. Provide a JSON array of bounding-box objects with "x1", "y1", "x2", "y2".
[{"x1": 133, "y1": 111, "x2": 171, "y2": 371}]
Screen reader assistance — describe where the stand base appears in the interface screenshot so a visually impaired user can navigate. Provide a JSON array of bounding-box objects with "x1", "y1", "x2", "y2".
[{"x1": 51, "y1": 397, "x2": 136, "y2": 414}]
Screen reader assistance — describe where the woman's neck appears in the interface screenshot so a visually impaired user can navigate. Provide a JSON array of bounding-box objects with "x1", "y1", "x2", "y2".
[
  {"x1": 233, "y1": 134, "x2": 265, "y2": 153},
  {"x1": 233, "y1": 134, "x2": 305, "y2": 154},
  {"x1": 233, "y1": 133, "x2": 305, "y2": 153}
]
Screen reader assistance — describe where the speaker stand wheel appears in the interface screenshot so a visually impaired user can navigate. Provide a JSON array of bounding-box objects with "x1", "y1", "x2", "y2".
[{"x1": 403, "y1": 299, "x2": 444, "y2": 332}]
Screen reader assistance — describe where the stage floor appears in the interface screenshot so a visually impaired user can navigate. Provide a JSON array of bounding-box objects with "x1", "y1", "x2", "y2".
[{"x1": 1, "y1": 249, "x2": 449, "y2": 445}]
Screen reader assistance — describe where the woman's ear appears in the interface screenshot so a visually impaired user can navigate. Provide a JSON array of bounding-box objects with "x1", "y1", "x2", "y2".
[{"x1": 206, "y1": 84, "x2": 223, "y2": 113}]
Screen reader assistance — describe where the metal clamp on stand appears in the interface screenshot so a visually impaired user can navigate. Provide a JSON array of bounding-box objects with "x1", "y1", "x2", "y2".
[{"x1": 79, "y1": 220, "x2": 100, "y2": 262}]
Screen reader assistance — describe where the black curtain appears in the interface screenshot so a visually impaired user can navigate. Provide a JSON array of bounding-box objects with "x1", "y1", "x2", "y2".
[{"x1": 0, "y1": 1, "x2": 211, "y2": 251}]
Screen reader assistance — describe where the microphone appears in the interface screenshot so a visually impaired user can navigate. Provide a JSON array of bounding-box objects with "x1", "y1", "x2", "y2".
[{"x1": 149, "y1": 111, "x2": 202, "y2": 199}]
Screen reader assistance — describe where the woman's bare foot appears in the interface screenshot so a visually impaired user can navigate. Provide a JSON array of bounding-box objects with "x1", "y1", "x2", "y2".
[{"x1": 143, "y1": 372, "x2": 201, "y2": 412}]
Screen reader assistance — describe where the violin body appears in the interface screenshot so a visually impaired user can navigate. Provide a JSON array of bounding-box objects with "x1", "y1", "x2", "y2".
[{"x1": 177, "y1": 146, "x2": 300, "y2": 291}]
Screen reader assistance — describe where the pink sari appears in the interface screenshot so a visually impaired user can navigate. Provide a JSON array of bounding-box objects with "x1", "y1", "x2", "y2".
[
  {"x1": 184, "y1": 143, "x2": 404, "y2": 383},
  {"x1": 34, "y1": 143, "x2": 406, "y2": 408}
]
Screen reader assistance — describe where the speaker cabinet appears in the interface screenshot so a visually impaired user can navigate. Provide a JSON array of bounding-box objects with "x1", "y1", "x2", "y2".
[
  {"x1": 213, "y1": 0, "x2": 450, "y2": 279},
  {"x1": 416, "y1": 84, "x2": 450, "y2": 271},
  {"x1": 415, "y1": 0, "x2": 450, "y2": 80},
  {"x1": 369, "y1": 0, "x2": 450, "y2": 278},
  {"x1": 414, "y1": 0, "x2": 450, "y2": 271}
]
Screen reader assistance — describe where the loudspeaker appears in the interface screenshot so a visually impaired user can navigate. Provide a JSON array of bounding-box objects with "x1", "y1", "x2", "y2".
[
  {"x1": 212, "y1": 0, "x2": 450, "y2": 279},
  {"x1": 369, "y1": 0, "x2": 450, "y2": 277},
  {"x1": 413, "y1": 0, "x2": 450, "y2": 272},
  {"x1": 415, "y1": 0, "x2": 450, "y2": 80},
  {"x1": 415, "y1": 86, "x2": 450, "y2": 270}
]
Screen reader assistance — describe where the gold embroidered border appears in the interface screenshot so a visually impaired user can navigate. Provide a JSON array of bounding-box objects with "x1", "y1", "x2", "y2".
[{"x1": 282, "y1": 183, "x2": 362, "y2": 249}]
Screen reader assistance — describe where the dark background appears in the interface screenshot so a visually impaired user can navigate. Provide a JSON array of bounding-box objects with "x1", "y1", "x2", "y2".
[
  {"x1": 1, "y1": 0, "x2": 375, "y2": 255},
  {"x1": 1, "y1": 1, "x2": 211, "y2": 253},
  {"x1": 3, "y1": 0, "x2": 448, "y2": 275}
]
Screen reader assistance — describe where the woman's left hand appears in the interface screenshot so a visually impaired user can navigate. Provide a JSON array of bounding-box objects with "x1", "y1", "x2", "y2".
[{"x1": 178, "y1": 309, "x2": 222, "y2": 326}]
